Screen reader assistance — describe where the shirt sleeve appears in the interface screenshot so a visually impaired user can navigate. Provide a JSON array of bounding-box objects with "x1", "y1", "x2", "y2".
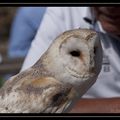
[
  {"x1": 8, "y1": 7, "x2": 46, "y2": 58},
  {"x1": 21, "y1": 7, "x2": 67, "y2": 71}
]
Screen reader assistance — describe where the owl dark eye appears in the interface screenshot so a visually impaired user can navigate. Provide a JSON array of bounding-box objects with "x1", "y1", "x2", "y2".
[{"x1": 69, "y1": 50, "x2": 81, "y2": 57}]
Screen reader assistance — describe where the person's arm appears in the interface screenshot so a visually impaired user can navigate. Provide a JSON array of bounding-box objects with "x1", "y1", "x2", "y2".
[
  {"x1": 21, "y1": 7, "x2": 68, "y2": 71},
  {"x1": 8, "y1": 7, "x2": 46, "y2": 58},
  {"x1": 69, "y1": 98, "x2": 120, "y2": 113}
]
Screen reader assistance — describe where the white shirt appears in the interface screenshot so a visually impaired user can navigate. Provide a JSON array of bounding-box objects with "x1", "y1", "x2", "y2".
[{"x1": 21, "y1": 7, "x2": 120, "y2": 98}]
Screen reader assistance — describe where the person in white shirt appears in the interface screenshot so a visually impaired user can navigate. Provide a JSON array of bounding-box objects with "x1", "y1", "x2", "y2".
[{"x1": 21, "y1": 7, "x2": 120, "y2": 113}]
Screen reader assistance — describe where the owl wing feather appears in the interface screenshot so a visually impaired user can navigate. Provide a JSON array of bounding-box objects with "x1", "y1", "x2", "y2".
[{"x1": 0, "y1": 70, "x2": 76, "y2": 113}]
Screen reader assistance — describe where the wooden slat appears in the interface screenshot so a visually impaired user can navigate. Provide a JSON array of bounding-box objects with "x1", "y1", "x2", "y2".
[
  {"x1": 0, "y1": 41, "x2": 8, "y2": 56},
  {"x1": 0, "y1": 57, "x2": 25, "y2": 75},
  {"x1": 1, "y1": 57, "x2": 24, "y2": 64},
  {"x1": 0, "y1": 63, "x2": 22, "y2": 75}
]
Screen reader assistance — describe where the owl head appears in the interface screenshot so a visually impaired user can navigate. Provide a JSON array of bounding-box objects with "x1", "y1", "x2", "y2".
[{"x1": 41, "y1": 29, "x2": 103, "y2": 94}]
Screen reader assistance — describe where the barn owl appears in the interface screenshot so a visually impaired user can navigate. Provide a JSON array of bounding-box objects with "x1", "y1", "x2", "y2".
[{"x1": 0, "y1": 28, "x2": 102, "y2": 113}]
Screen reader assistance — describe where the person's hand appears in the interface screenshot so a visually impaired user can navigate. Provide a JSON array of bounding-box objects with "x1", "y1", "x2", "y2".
[{"x1": 93, "y1": 7, "x2": 120, "y2": 36}]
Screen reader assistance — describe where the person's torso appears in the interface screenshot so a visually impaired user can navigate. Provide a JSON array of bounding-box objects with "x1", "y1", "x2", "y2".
[{"x1": 61, "y1": 7, "x2": 120, "y2": 98}]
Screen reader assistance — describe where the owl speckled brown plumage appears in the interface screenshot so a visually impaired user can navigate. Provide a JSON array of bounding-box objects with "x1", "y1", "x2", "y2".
[{"x1": 0, "y1": 28, "x2": 102, "y2": 113}]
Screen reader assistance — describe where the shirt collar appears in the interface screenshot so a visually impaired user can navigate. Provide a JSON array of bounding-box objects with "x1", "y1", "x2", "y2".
[
  {"x1": 82, "y1": 7, "x2": 106, "y2": 33},
  {"x1": 82, "y1": 7, "x2": 95, "y2": 25}
]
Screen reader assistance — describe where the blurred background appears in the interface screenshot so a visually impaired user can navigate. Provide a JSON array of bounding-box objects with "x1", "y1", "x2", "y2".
[
  {"x1": 0, "y1": 7, "x2": 46, "y2": 87},
  {"x1": 0, "y1": 7, "x2": 24, "y2": 87}
]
